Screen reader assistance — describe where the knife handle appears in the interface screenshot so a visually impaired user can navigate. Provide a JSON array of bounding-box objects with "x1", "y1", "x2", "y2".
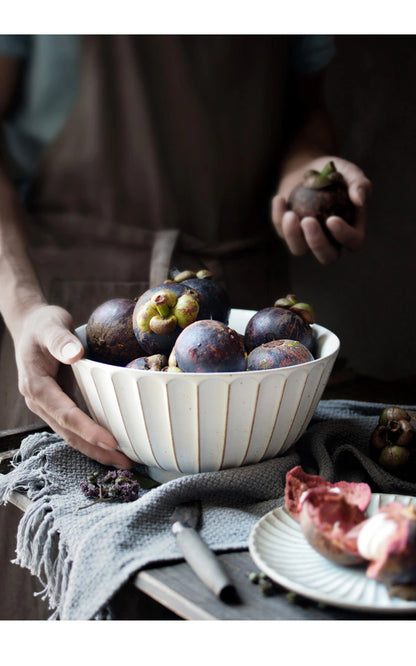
[{"x1": 174, "y1": 524, "x2": 235, "y2": 601}]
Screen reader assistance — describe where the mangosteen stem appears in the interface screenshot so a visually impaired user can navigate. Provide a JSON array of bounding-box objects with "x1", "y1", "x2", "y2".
[
  {"x1": 320, "y1": 161, "x2": 336, "y2": 178},
  {"x1": 153, "y1": 294, "x2": 172, "y2": 319}
]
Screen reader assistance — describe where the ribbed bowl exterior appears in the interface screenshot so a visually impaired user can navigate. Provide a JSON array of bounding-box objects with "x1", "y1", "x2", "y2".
[{"x1": 73, "y1": 310, "x2": 339, "y2": 477}]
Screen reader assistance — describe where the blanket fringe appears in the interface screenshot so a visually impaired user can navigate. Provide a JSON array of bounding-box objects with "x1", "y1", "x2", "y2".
[{"x1": 0, "y1": 435, "x2": 73, "y2": 620}]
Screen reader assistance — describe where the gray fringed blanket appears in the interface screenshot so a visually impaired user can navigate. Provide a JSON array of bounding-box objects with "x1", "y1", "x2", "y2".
[{"x1": 1, "y1": 399, "x2": 416, "y2": 620}]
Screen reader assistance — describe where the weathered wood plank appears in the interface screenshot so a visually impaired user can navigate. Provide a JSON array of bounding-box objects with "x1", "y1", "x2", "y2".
[{"x1": 2, "y1": 426, "x2": 416, "y2": 621}]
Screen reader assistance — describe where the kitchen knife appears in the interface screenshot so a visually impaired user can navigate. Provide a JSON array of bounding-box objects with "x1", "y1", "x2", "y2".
[{"x1": 171, "y1": 500, "x2": 237, "y2": 602}]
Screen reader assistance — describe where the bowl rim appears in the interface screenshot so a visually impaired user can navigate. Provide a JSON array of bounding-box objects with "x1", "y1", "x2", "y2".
[{"x1": 74, "y1": 308, "x2": 340, "y2": 377}]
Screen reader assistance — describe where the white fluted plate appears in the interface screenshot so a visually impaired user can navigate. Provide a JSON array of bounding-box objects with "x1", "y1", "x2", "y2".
[{"x1": 249, "y1": 493, "x2": 416, "y2": 613}]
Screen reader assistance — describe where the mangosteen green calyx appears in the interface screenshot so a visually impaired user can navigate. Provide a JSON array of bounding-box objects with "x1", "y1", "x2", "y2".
[
  {"x1": 125, "y1": 354, "x2": 168, "y2": 371},
  {"x1": 133, "y1": 288, "x2": 200, "y2": 356},
  {"x1": 370, "y1": 407, "x2": 416, "y2": 476},
  {"x1": 171, "y1": 268, "x2": 231, "y2": 323},
  {"x1": 135, "y1": 279, "x2": 193, "y2": 309},
  {"x1": 247, "y1": 339, "x2": 314, "y2": 371},
  {"x1": 86, "y1": 298, "x2": 146, "y2": 366},
  {"x1": 169, "y1": 319, "x2": 247, "y2": 373},
  {"x1": 287, "y1": 161, "x2": 355, "y2": 232},
  {"x1": 244, "y1": 294, "x2": 316, "y2": 354}
]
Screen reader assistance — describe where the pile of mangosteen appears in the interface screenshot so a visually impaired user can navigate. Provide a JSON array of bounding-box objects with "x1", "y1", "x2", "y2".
[{"x1": 85, "y1": 269, "x2": 318, "y2": 373}]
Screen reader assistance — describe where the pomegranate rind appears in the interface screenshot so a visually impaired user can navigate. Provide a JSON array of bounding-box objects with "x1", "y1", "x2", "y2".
[
  {"x1": 299, "y1": 487, "x2": 368, "y2": 566},
  {"x1": 285, "y1": 465, "x2": 372, "y2": 519}
]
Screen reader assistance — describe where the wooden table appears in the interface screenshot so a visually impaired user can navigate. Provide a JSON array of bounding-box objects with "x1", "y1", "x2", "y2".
[{"x1": 1, "y1": 424, "x2": 415, "y2": 621}]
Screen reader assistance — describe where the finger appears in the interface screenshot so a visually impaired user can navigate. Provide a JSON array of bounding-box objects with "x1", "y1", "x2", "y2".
[
  {"x1": 300, "y1": 217, "x2": 340, "y2": 265},
  {"x1": 281, "y1": 210, "x2": 309, "y2": 256},
  {"x1": 334, "y1": 161, "x2": 372, "y2": 207},
  {"x1": 326, "y1": 215, "x2": 366, "y2": 252},
  {"x1": 27, "y1": 398, "x2": 133, "y2": 469},
  {"x1": 37, "y1": 306, "x2": 84, "y2": 364},
  {"x1": 23, "y1": 373, "x2": 132, "y2": 468},
  {"x1": 31, "y1": 374, "x2": 116, "y2": 446},
  {"x1": 271, "y1": 194, "x2": 288, "y2": 236},
  {"x1": 348, "y1": 176, "x2": 372, "y2": 208},
  {"x1": 41, "y1": 320, "x2": 84, "y2": 364}
]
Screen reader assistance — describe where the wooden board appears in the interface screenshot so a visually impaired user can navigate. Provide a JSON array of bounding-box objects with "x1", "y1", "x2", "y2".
[{"x1": 2, "y1": 425, "x2": 416, "y2": 621}]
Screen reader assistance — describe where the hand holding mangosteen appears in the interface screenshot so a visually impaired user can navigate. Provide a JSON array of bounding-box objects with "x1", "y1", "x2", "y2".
[
  {"x1": 272, "y1": 157, "x2": 371, "y2": 263},
  {"x1": 287, "y1": 161, "x2": 355, "y2": 239}
]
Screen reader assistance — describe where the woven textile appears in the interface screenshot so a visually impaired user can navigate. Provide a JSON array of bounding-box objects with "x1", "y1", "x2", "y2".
[{"x1": 1, "y1": 399, "x2": 415, "y2": 620}]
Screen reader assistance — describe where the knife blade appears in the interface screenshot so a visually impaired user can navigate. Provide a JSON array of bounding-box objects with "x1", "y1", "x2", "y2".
[{"x1": 171, "y1": 500, "x2": 237, "y2": 602}]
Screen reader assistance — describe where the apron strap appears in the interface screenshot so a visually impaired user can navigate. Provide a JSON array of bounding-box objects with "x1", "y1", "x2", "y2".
[{"x1": 149, "y1": 229, "x2": 180, "y2": 286}]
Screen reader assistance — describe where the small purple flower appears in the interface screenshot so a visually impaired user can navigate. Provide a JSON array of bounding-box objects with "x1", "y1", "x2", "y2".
[
  {"x1": 78, "y1": 469, "x2": 141, "y2": 509},
  {"x1": 103, "y1": 470, "x2": 118, "y2": 482},
  {"x1": 80, "y1": 481, "x2": 100, "y2": 499}
]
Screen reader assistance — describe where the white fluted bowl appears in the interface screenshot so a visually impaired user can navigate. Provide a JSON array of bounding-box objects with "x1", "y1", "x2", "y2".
[{"x1": 73, "y1": 309, "x2": 339, "y2": 482}]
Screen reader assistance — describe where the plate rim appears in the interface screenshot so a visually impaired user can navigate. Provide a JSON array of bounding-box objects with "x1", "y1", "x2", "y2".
[{"x1": 248, "y1": 492, "x2": 416, "y2": 614}]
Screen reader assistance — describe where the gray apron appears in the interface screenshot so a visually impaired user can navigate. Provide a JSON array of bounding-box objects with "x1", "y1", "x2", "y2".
[
  {"x1": 0, "y1": 35, "x2": 293, "y2": 619},
  {"x1": 1, "y1": 34, "x2": 291, "y2": 428}
]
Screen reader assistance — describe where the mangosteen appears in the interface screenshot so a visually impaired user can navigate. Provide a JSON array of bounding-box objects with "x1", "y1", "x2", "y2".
[
  {"x1": 171, "y1": 269, "x2": 231, "y2": 323},
  {"x1": 169, "y1": 320, "x2": 247, "y2": 373},
  {"x1": 247, "y1": 339, "x2": 314, "y2": 371},
  {"x1": 287, "y1": 161, "x2": 355, "y2": 243},
  {"x1": 244, "y1": 294, "x2": 316, "y2": 354},
  {"x1": 135, "y1": 279, "x2": 190, "y2": 308},
  {"x1": 126, "y1": 354, "x2": 167, "y2": 371},
  {"x1": 133, "y1": 288, "x2": 200, "y2": 356},
  {"x1": 370, "y1": 406, "x2": 416, "y2": 478},
  {"x1": 86, "y1": 298, "x2": 146, "y2": 366}
]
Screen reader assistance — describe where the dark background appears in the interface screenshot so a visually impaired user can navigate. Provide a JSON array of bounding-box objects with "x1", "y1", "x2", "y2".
[{"x1": 292, "y1": 35, "x2": 416, "y2": 395}]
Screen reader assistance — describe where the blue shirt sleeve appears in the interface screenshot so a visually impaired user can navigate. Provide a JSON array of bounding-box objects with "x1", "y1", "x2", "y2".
[
  {"x1": 289, "y1": 35, "x2": 336, "y2": 74},
  {"x1": 0, "y1": 35, "x2": 31, "y2": 59}
]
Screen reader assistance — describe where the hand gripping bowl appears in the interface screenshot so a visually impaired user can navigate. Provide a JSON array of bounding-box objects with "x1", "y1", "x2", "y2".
[{"x1": 73, "y1": 309, "x2": 340, "y2": 483}]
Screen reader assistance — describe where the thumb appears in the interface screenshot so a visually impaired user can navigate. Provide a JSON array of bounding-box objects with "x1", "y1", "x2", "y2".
[
  {"x1": 44, "y1": 327, "x2": 85, "y2": 364},
  {"x1": 348, "y1": 174, "x2": 373, "y2": 208}
]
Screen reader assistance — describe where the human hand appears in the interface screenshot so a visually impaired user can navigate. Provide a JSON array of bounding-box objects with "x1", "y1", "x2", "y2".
[
  {"x1": 13, "y1": 304, "x2": 133, "y2": 469},
  {"x1": 271, "y1": 156, "x2": 372, "y2": 264}
]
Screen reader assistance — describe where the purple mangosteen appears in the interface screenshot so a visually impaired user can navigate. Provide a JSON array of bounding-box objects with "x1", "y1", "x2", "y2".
[
  {"x1": 171, "y1": 269, "x2": 231, "y2": 323},
  {"x1": 133, "y1": 287, "x2": 200, "y2": 356},
  {"x1": 244, "y1": 294, "x2": 316, "y2": 354},
  {"x1": 169, "y1": 319, "x2": 247, "y2": 373},
  {"x1": 86, "y1": 298, "x2": 146, "y2": 366},
  {"x1": 125, "y1": 354, "x2": 168, "y2": 371},
  {"x1": 247, "y1": 339, "x2": 314, "y2": 371},
  {"x1": 135, "y1": 279, "x2": 191, "y2": 308},
  {"x1": 287, "y1": 161, "x2": 355, "y2": 245}
]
